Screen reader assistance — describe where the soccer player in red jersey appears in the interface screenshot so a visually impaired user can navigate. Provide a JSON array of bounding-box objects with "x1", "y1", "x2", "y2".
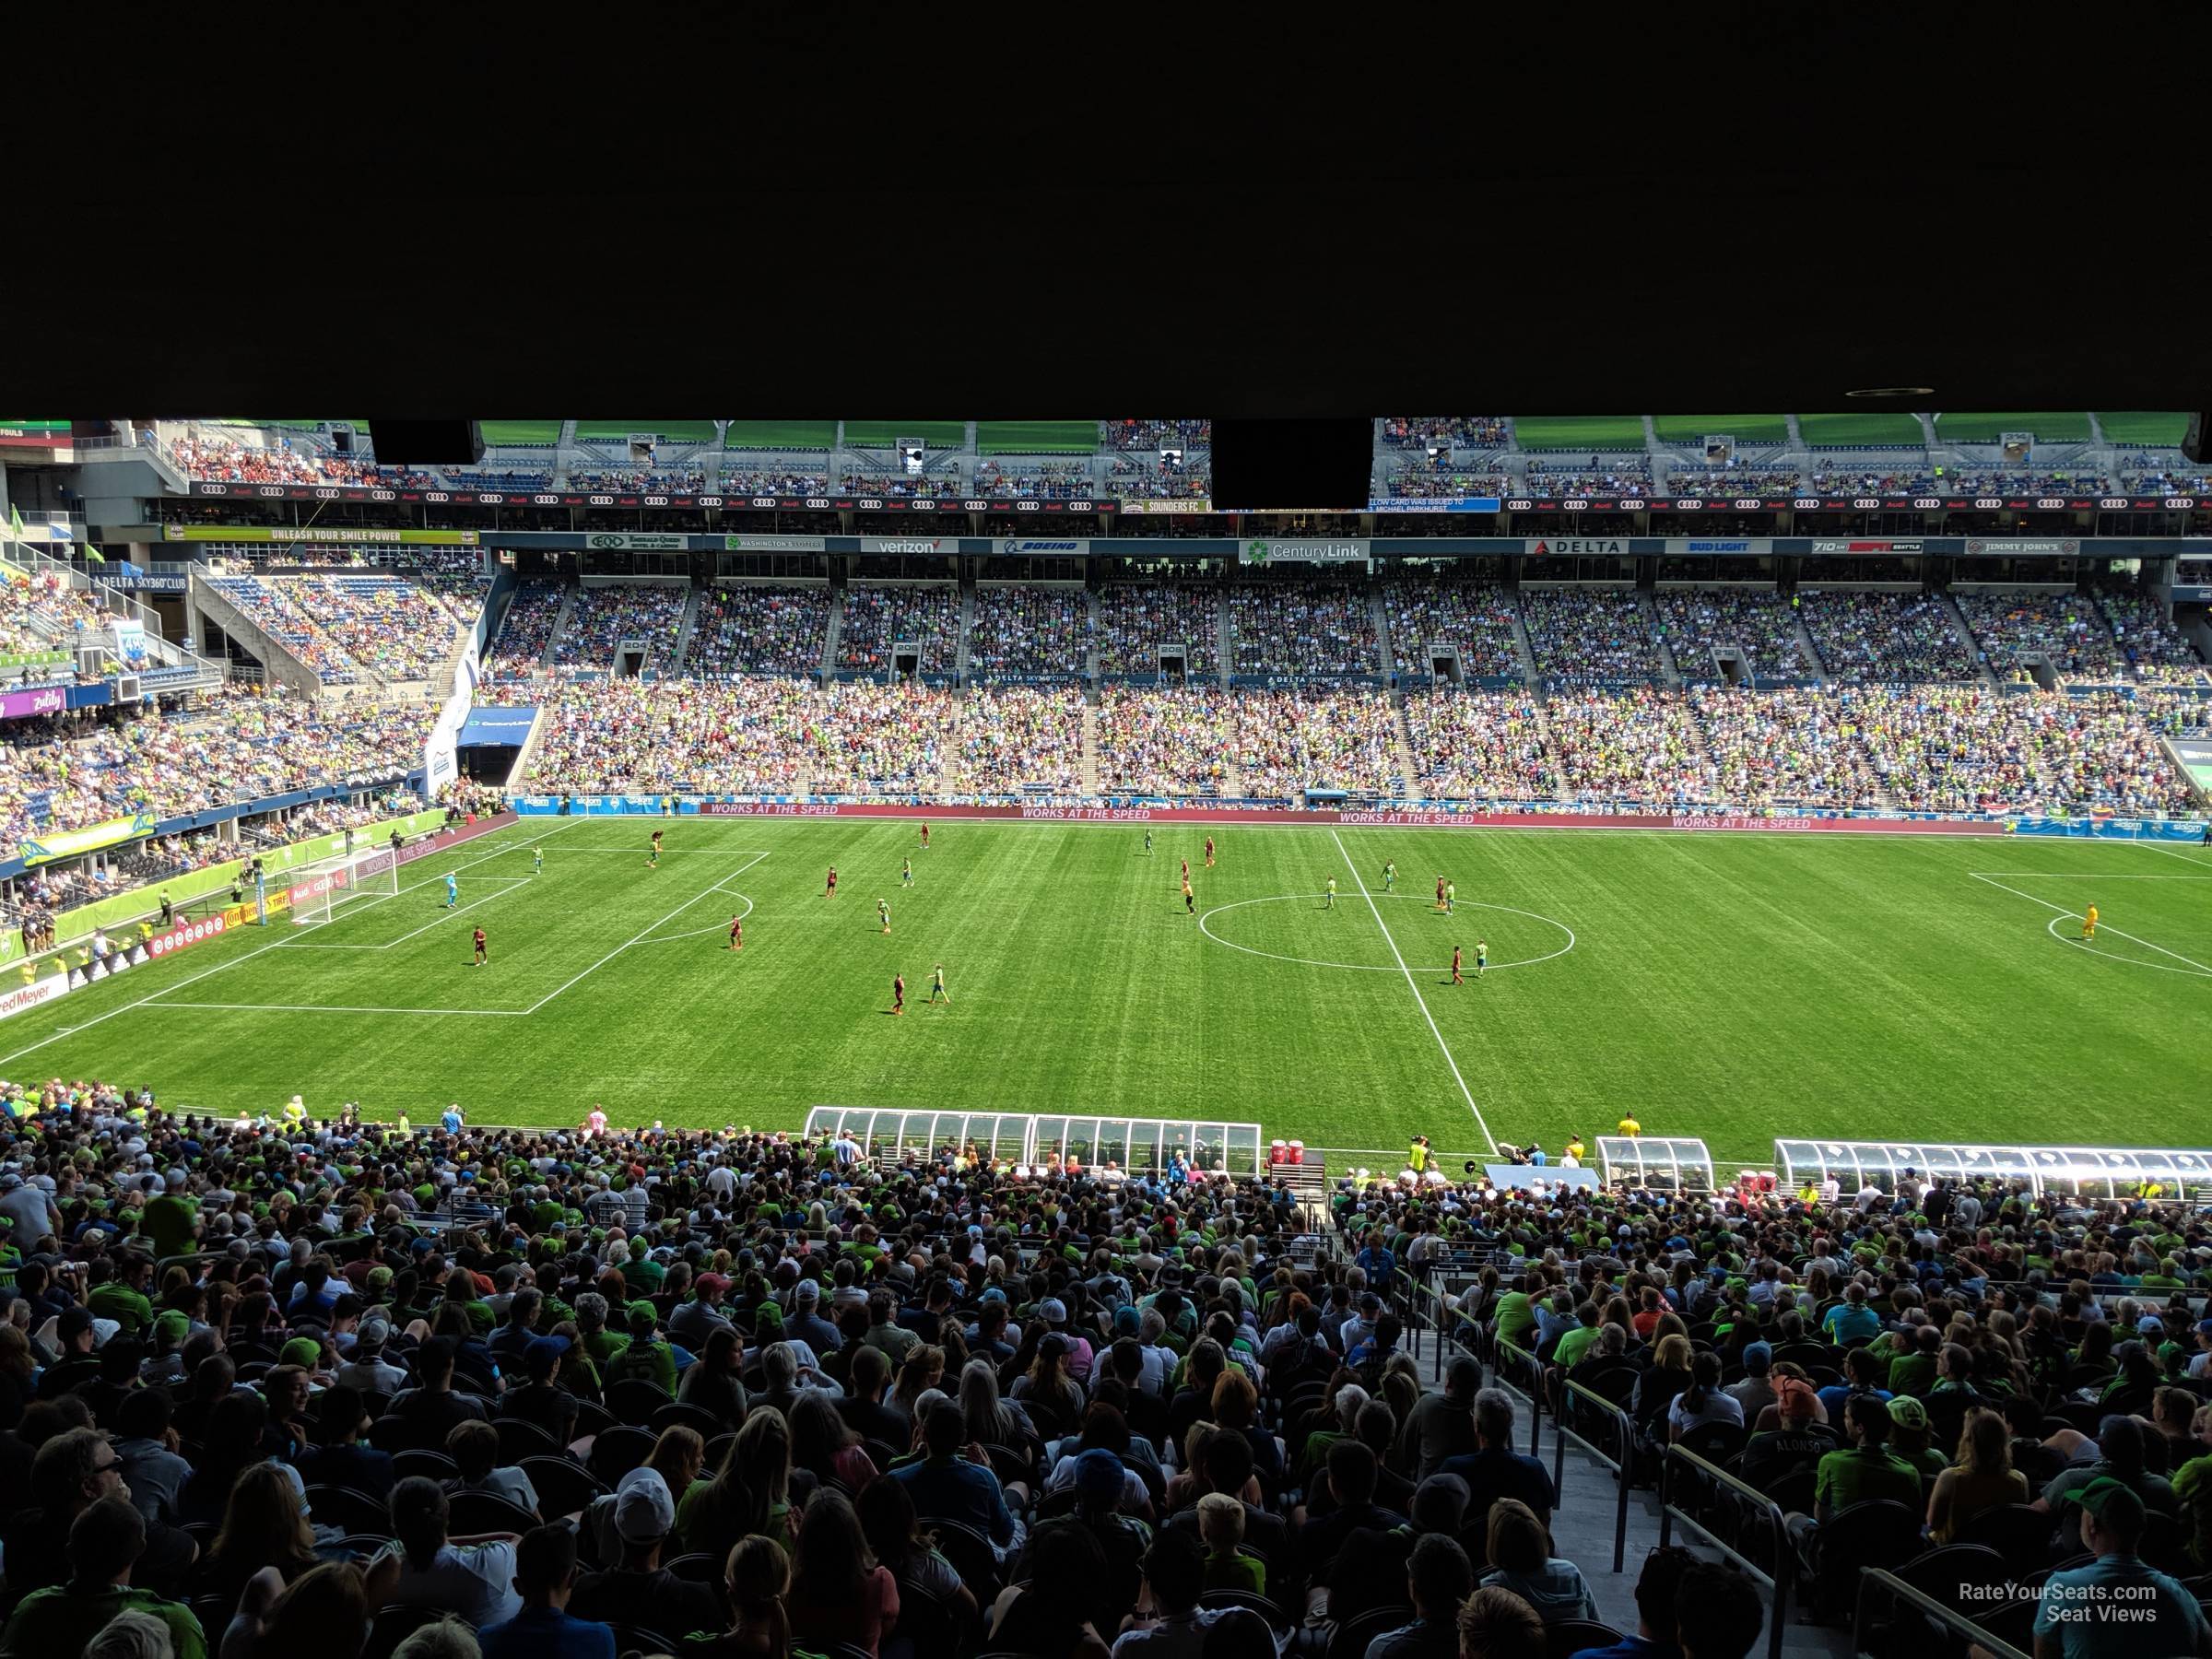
[
  {"x1": 1435, "y1": 874, "x2": 1447, "y2": 912},
  {"x1": 892, "y1": 971, "x2": 905, "y2": 1015},
  {"x1": 473, "y1": 926, "x2": 488, "y2": 967},
  {"x1": 826, "y1": 865, "x2": 838, "y2": 898},
  {"x1": 1451, "y1": 944, "x2": 1462, "y2": 984},
  {"x1": 1205, "y1": 836, "x2": 1215, "y2": 868},
  {"x1": 920, "y1": 823, "x2": 930, "y2": 850},
  {"x1": 728, "y1": 914, "x2": 743, "y2": 951}
]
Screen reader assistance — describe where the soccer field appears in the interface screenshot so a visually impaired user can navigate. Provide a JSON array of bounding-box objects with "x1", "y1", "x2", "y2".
[{"x1": 4, "y1": 818, "x2": 2208, "y2": 1166}]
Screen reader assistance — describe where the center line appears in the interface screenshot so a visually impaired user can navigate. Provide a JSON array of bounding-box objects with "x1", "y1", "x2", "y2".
[{"x1": 1329, "y1": 829, "x2": 1498, "y2": 1154}]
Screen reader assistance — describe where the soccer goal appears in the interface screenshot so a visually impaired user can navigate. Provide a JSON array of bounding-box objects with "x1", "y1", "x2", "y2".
[{"x1": 286, "y1": 847, "x2": 400, "y2": 926}]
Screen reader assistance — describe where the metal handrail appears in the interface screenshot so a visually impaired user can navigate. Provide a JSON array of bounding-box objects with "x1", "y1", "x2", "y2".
[
  {"x1": 1656, "y1": 1441, "x2": 1790, "y2": 1659},
  {"x1": 1493, "y1": 1335, "x2": 1547, "y2": 1456},
  {"x1": 1852, "y1": 1567, "x2": 2031, "y2": 1659},
  {"x1": 1554, "y1": 1378, "x2": 1633, "y2": 1572}
]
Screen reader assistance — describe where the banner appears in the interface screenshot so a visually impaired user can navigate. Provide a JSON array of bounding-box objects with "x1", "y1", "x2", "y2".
[
  {"x1": 724, "y1": 534, "x2": 827, "y2": 552},
  {"x1": 0, "y1": 685, "x2": 67, "y2": 720},
  {"x1": 1240, "y1": 539, "x2": 1370, "y2": 565},
  {"x1": 22, "y1": 813, "x2": 157, "y2": 867},
  {"x1": 285, "y1": 867, "x2": 352, "y2": 911},
  {"x1": 0, "y1": 972, "x2": 72, "y2": 1023},
  {"x1": 1807, "y1": 539, "x2": 1927, "y2": 555},
  {"x1": 162, "y1": 524, "x2": 480, "y2": 545},
  {"x1": 583, "y1": 533, "x2": 688, "y2": 551},
  {"x1": 90, "y1": 564, "x2": 189, "y2": 593},
  {"x1": 1369, "y1": 496, "x2": 1503, "y2": 512},
  {"x1": 995, "y1": 538, "x2": 1090, "y2": 557},
  {"x1": 457, "y1": 706, "x2": 538, "y2": 746},
  {"x1": 1964, "y1": 538, "x2": 2083, "y2": 555},
  {"x1": 1678, "y1": 537, "x2": 1775, "y2": 556},
  {"x1": 187, "y1": 481, "x2": 1118, "y2": 513},
  {"x1": 1116, "y1": 499, "x2": 1209, "y2": 514},
  {"x1": 145, "y1": 913, "x2": 228, "y2": 959},
  {"x1": 860, "y1": 536, "x2": 959, "y2": 555}
]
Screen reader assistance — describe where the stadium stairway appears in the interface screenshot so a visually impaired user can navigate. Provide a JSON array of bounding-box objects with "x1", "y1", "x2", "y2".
[
  {"x1": 1783, "y1": 413, "x2": 1806, "y2": 449},
  {"x1": 1936, "y1": 593, "x2": 1997, "y2": 686},
  {"x1": 669, "y1": 586, "x2": 703, "y2": 669},
  {"x1": 1645, "y1": 593, "x2": 1688, "y2": 691},
  {"x1": 1086, "y1": 591, "x2": 1102, "y2": 688},
  {"x1": 1390, "y1": 1319, "x2": 1852, "y2": 1658},
  {"x1": 1788, "y1": 606, "x2": 1830, "y2": 687},
  {"x1": 540, "y1": 590, "x2": 578, "y2": 669},
  {"x1": 1214, "y1": 592, "x2": 1234, "y2": 688},
  {"x1": 1079, "y1": 695, "x2": 1100, "y2": 792},
  {"x1": 955, "y1": 588, "x2": 975, "y2": 681},
  {"x1": 821, "y1": 592, "x2": 844, "y2": 681},
  {"x1": 1385, "y1": 695, "x2": 1420, "y2": 793},
  {"x1": 1508, "y1": 595, "x2": 1544, "y2": 687}
]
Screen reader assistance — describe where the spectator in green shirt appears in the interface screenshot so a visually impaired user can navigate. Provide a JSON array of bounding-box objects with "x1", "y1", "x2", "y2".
[
  {"x1": 140, "y1": 1175, "x2": 200, "y2": 1260},
  {"x1": 1811, "y1": 1394, "x2": 1923, "y2": 1520},
  {"x1": 86, "y1": 1254, "x2": 156, "y2": 1336},
  {"x1": 0, "y1": 1495, "x2": 207, "y2": 1659},
  {"x1": 1886, "y1": 1324, "x2": 1942, "y2": 1399},
  {"x1": 603, "y1": 1301, "x2": 677, "y2": 1395},
  {"x1": 1492, "y1": 1281, "x2": 1536, "y2": 1351},
  {"x1": 1552, "y1": 1303, "x2": 1602, "y2": 1369},
  {"x1": 618, "y1": 1238, "x2": 665, "y2": 1294}
]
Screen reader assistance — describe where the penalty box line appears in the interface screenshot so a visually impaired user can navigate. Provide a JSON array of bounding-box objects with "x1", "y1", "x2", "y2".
[
  {"x1": 1968, "y1": 870, "x2": 2212, "y2": 976},
  {"x1": 1329, "y1": 828, "x2": 1500, "y2": 1154},
  {"x1": 518, "y1": 850, "x2": 771, "y2": 1016},
  {"x1": 0, "y1": 818, "x2": 587, "y2": 1065},
  {"x1": 282, "y1": 877, "x2": 535, "y2": 951}
]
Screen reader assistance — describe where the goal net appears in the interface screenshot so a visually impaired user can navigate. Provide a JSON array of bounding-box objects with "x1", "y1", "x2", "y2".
[{"x1": 286, "y1": 846, "x2": 401, "y2": 926}]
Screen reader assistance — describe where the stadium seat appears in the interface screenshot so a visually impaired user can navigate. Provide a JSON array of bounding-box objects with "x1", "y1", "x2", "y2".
[
  {"x1": 923, "y1": 1516, "x2": 1003, "y2": 1601},
  {"x1": 1959, "y1": 1502, "x2": 2061, "y2": 1575},
  {"x1": 305, "y1": 1484, "x2": 392, "y2": 1534},
  {"x1": 391, "y1": 1449, "x2": 459, "y2": 1483},
  {"x1": 447, "y1": 1488, "x2": 542, "y2": 1535},
  {"x1": 367, "y1": 1606, "x2": 446, "y2": 1659},
  {"x1": 1544, "y1": 1619, "x2": 1625, "y2": 1659},
  {"x1": 519, "y1": 1453, "x2": 609, "y2": 1518},
  {"x1": 649, "y1": 1399, "x2": 725, "y2": 1439},
  {"x1": 1326, "y1": 1606, "x2": 1416, "y2": 1659},
  {"x1": 1199, "y1": 1590, "x2": 1292, "y2": 1634},
  {"x1": 494, "y1": 1417, "x2": 562, "y2": 1463},
  {"x1": 607, "y1": 1378, "x2": 675, "y2": 1424},
  {"x1": 894, "y1": 1577, "x2": 969, "y2": 1659},
  {"x1": 590, "y1": 1424, "x2": 656, "y2": 1485}
]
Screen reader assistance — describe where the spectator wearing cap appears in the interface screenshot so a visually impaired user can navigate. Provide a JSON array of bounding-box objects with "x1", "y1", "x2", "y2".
[
  {"x1": 298, "y1": 1383, "x2": 396, "y2": 1500},
  {"x1": 376, "y1": 1475, "x2": 524, "y2": 1629},
  {"x1": 1040, "y1": 1296, "x2": 1097, "y2": 1385},
  {"x1": 2040, "y1": 1417, "x2": 2177, "y2": 1523},
  {"x1": 2035, "y1": 1476, "x2": 2210, "y2": 1657},
  {"x1": 1726, "y1": 1343, "x2": 1776, "y2": 1424},
  {"x1": 568, "y1": 1466, "x2": 723, "y2": 1638},
  {"x1": 336, "y1": 1315, "x2": 407, "y2": 1395},
  {"x1": 788, "y1": 1277, "x2": 842, "y2": 1355},
  {"x1": 499, "y1": 1334, "x2": 581, "y2": 1446},
  {"x1": 0, "y1": 1496, "x2": 208, "y2": 1659},
  {"x1": 0, "y1": 1166, "x2": 64, "y2": 1249},
  {"x1": 1339, "y1": 1292, "x2": 1383, "y2": 1357},
  {"x1": 1025, "y1": 1445, "x2": 1152, "y2": 1632},
  {"x1": 478, "y1": 1523, "x2": 615, "y2": 1659},
  {"x1": 603, "y1": 1302, "x2": 678, "y2": 1395},
  {"x1": 668, "y1": 1271, "x2": 735, "y2": 1350}
]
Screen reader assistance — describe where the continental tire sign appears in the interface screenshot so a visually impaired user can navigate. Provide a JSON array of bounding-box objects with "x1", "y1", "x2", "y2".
[{"x1": 586, "y1": 534, "x2": 688, "y2": 551}]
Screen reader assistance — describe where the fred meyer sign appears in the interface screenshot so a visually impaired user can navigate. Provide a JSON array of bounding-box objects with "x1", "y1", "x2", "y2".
[{"x1": 1241, "y1": 539, "x2": 1370, "y2": 564}]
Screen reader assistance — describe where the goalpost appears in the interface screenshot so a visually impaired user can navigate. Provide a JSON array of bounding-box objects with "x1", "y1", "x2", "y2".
[{"x1": 286, "y1": 846, "x2": 401, "y2": 927}]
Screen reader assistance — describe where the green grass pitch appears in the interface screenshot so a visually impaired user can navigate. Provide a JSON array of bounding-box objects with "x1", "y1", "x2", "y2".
[{"x1": 4, "y1": 819, "x2": 2206, "y2": 1166}]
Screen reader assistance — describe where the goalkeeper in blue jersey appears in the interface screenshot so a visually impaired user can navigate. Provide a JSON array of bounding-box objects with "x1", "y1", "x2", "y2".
[{"x1": 444, "y1": 873, "x2": 459, "y2": 908}]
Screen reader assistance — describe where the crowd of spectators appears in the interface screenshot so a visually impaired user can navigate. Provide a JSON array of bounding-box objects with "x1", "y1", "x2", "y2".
[
  {"x1": 1374, "y1": 469, "x2": 1509, "y2": 501},
  {"x1": 1688, "y1": 687, "x2": 1884, "y2": 809},
  {"x1": 2121, "y1": 471, "x2": 2212, "y2": 497},
  {"x1": 1098, "y1": 587, "x2": 1218, "y2": 677},
  {"x1": 526, "y1": 678, "x2": 821, "y2": 795},
  {"x1": 486, "y1": 583, "x2": 567, "y2": 678},
  {"x1": 681, "y1": 587, "x2": 832, "y2": 678},
  {"x1": 1380, "y1": 581, "x2": 1524, "y2": 680},
  {"x1": 275, "y1": 575, "x2": 471, "y2": 684},
  {"x1": 172, "y1": 433, "x2": 428, "y2": 489},
  {"x1": 441, "y1": 471, "x2": 553, "y2": 494},
  {"x1": 554, "y1": 587, "x2": 689, "y2": 675},
  {"x1": 206, "y1": 577, "x2": 365, "y2": 686},
  {"x1": 0, "y1": 569, "x2": 106, "y2": 655},
  {"x1": 1545, "y1": 689, "x2": 1712, "y2": 803},
  {"x1": 1652, "y1": 591, "x2": 1813, "y2": 683},
  {"x1": 1226, "y1": 587, "x2": 1380, "y2": 678},
  {"x1": 967, "y1": 587, "x2": 1091, "y2": 679},
  {"x1": 1948, "y1": 472, "x2": 2112, "y2": 498},
  {"x1": 936, "y1": 686, "x2": 1086, "y2": 794},
  {"x1": 0, "y1": 685, "x2": 427, "y2": 848},
  {"x1": 1402, "y1": 691, "x2": 1553, "y2": 800},
  {"x1": 725, "y1": 470, "x2": 832, "y2": 497},
  {"x1": 1108, "y1": 457, "x2": 1213, "y2": 500},
  {"x1": 1231, "y1": 688, "x2": 1401, "y2": 795},
  {"x1": 840, "y1": 586, "x2": 962, "y2": 676},
  {"x1": 1661, "y1": 472, "x2": 1801, "y2": 500},
  {"x1": 1794, "y1": 592, "x2": 1979, "y2": 683},
  {"x1": 1517, "y1": 471, "x2": 1651, "y2": 500},
  {"x1": 2098, "y1": 594, "x2": 2209, "y2": 685},
  {"x1": 1956, "y1": 593, "x2": 2127, "y2": 683},
  {"x1": 1378, "y1": 417, "x2": 1509, "y2": 449},
  {"x1": 972, "y1": 464, "x2": 1096, "y2": 501},
  {"x1": 1096, "y1": 687, "x2": 1237, "y2": 794},
  {"x1": 1520, "y1": 594, "x2": 1660, "y2": 688},
  {"x1": 1107, "y1": 418, "x2": 1211, "y2": 449},
  {"x1": 1806, "y1": 471, "x2": 1936, "y2": 496},
  {"x1": 567, "y1": 471, "x2": 707, "y2": 495},
  {"x1": 839, "y1": 473, "x2": 969, "y2": 501}
]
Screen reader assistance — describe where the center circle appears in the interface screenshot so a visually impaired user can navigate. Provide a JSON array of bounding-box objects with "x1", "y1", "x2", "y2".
[
  {"x1": 1197, "y1": 892, "x2": 1575, "y2": 974},
  {"x1": 639, "y1": 893, "x2": 755, "y2": 946}
]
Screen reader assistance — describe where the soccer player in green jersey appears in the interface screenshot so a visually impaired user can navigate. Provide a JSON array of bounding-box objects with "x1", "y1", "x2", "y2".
[
  {"x1": 929, "y1": 962, "x2": 950, "y2": 1005},
  {"x1": 1382, "y1": 859, "x2": 1395, "y2": 891},
  {"x1": 877, "y1": 899, "x2": 892, "y2": 935},
  {"x1": 647, "y1": 829, "x2": 663, "y2": 869},
  {"x1": 533, "y1": 845, "x2": 544, "y2": 875},
  {"x1": 902, "y1": 858, "x2": 913, "y2": 888},
  {"x1": 1143, "y1": 829, "x2": 1153, "y2": 856},
  {"x1": 1325, "y1": 877, "x2": 1337, "y2": 909},
  {"x1": 1476, "y1": 937, "x2": 1488, "y2": 975},
  {"x1": 1444, "y1": 879, "x2": 1455, "y2": 914}
]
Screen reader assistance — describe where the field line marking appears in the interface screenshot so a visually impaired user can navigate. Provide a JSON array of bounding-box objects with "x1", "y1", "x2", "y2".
[
  {"x1": 301, "y1": 877, "x2": 535, "y2": 951},
  {"x1": 0, "y1": 819, "x2": 582, "y2": 1065},
  {"x1": 1970, "y1": 870, "x2": 2212, "y2": 879},
  {"x1": 521, "y1": 851, "x2": 770, "y2": 1015},
  {"x1": 147, "y1": 1001, "x2": 523, "y2": 1016},
  {"x1": 1970, "y1": 870, "x2": 2212, "y2": 975},
  {"x1": 2136, "y1": 841, "x2": 2212, "y2": 868},
  {"x1": 273, "y1": 818, "x2": 586, "y2": 937},
  {"x1": 1328, "y1": 828, "x2": 1499, "y2": 1153}
]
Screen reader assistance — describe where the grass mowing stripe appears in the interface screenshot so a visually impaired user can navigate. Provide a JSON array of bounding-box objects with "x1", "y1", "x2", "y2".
[
  {"x1": 1969, "y1": 870, "x2": 2212, "y2": 974},
  {"x1": 521, "y1": 850, "x2": 770, "y2": 1014},
  {"x1": 1330, "y1": 829, "x2": 1497, "y2": 1151}
]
